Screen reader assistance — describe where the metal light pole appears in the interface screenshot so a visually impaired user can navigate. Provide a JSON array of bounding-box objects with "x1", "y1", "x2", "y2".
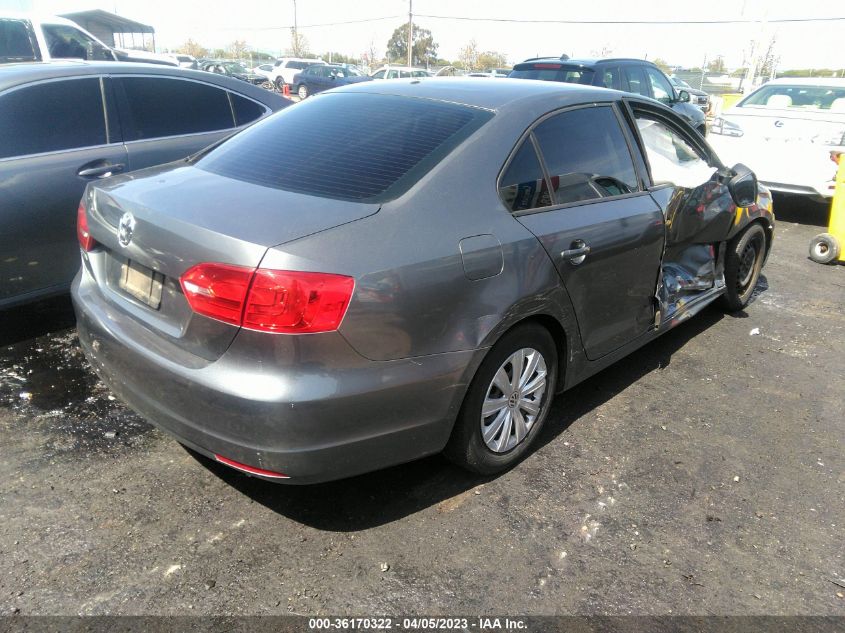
[
  {"x1": 407, "y1": 0, "x2": 413, "y2": 67},
  {"x1": 292, "y1": 0, "x2": 298, "y2": 56}
]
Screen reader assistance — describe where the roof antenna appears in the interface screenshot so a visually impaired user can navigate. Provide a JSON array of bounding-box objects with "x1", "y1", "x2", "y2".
[{"x1": 560, "y1": 54, "x2": 570, "y2": 61}]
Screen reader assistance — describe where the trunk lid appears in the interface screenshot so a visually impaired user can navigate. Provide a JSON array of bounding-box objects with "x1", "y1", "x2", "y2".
[{"x1": 85, "y1": 163, "x2": 379, "y2": 360}]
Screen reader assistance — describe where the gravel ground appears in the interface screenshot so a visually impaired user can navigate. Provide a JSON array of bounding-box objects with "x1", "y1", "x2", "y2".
[{"x1": 0, "y1": 196, "x2": 843, "y2": 616}]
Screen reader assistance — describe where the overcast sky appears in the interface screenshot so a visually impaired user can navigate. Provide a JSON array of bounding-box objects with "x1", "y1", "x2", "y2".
[{"x1": 4, "y1": 0, "x2": 843, "y2": 69}]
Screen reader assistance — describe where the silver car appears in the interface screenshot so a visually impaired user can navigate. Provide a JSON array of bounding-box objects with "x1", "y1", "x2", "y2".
[
  {"x1": 73, "y1": 79, "x2": 774, "y2": 483},
  {"x1": 0, "y1": 61, "x2": 288, "y2": 309}
]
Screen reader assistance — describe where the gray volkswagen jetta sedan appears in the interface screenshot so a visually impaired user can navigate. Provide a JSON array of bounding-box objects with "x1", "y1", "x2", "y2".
[{"x1": 73, "y1": 79, "x2": 774, "y2": 483}]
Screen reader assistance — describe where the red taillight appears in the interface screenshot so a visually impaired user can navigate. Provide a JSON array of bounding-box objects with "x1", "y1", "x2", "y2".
[
  {"x1": 180, "y1": 263, "x2": 354, "y2": 334},
  {"x1": 77, "y1": 200, "x2": 96, "y2": 252},
  {"x1": 243, "y1": 269, "x2": 355, "y2": 333},
  {"x1": 533, "y1": 63, "x2": 562, "y2": 69},
  {"x1": 180, "y1": 263, "x2": 253, "y2": 326}
]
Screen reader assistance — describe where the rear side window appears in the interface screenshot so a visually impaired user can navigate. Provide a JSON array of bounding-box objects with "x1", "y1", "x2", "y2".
[
  {"x1": 0, "y1": 18, "x2": 39, "y2": 61},
  {"x1": 509, "y1": 65, "x2": 594, "y2": 84},
  {"x1": 198, "y1": 93, "x2": 492, "y2": 202},
  {"x1": 533, "y1": 106, "x2": 638, "y2": 205},
  {"x1": 499, "y1": 139, "x2": 552, "y2": 212},
  {"x1": 116, "y1": 77, "x2": 235, "y2": 141},
  {"x1": 231, "y1": 93, "x2": 266, "y2": 126},
  {"x1": 0, "y1": 78, "x2": 106, "y2": 159}
]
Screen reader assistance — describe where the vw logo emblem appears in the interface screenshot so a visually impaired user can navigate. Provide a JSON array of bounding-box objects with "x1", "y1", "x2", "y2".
[{"x1": 117, "y1": 212, "x2": 136, "y2": 247}]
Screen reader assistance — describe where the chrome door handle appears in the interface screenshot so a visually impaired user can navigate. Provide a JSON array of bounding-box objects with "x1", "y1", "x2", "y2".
[{"x1": 561, "y1": 241, "x2": 591, "y2": 265}]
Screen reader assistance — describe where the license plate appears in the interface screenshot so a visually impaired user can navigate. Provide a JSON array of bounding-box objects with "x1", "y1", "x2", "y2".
[{"x1": 119, "y1": 260, "x2": 164, "y2": 309}]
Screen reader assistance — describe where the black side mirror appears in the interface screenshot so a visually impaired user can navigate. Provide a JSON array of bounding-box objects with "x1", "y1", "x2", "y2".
[
  {"x1": 677, "y1": 89, "x2": 690, "y2": 103},
  {"x1": 728, "y1": 163, "x2": 758, "y2": 207}
]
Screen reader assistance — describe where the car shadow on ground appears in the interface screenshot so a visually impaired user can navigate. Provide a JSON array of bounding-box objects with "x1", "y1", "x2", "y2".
[
  {"x1": 0, "y1": 295, "x2": 75, "y2": 347},
  {"x1": 772, "y1": 193, "x2": 829, "y2": 227},
  {"x1": 188, "y1": 305, "x2": 730, "y2": 532}
]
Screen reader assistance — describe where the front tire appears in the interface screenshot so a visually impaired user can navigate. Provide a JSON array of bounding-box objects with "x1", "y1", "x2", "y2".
[
  {"x1": 444, "y1": 323, "x2": 558, "y2": 475},
  {"x1": 297, "y1": 84, "x2": 308, "y2": 99},
  {"x1": 720, "y1": 223, "x2": 767, "y2": 312}
]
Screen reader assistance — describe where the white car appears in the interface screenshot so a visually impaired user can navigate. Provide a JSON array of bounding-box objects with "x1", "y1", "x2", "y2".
[
  {"x1": 708, "y1": 77, "x2": 845, "y2": 201},
  {"x1": 252, "y1": 63, "x2": 275, "y2": 80},
  {"x1": 269, "y1": 57, "x2": 325, "y2": 87},
  {"x1": 370, "y1": 65, "x2": 433, "y2": 79}
]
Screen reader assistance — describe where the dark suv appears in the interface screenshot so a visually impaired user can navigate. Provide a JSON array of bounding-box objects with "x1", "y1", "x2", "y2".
[{"x1": 509, "y1": 57, "x2": 707, "y2": 136}]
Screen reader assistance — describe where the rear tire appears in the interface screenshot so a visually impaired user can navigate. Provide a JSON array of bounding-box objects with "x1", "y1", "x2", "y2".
[
  {"x1": 444, "y1": 323, "x2": 558, "y2": 475},
  {"x1": 720, "y1": 223, "x2": 767, "y2": 312},
  {"x1": 809, "y1": 233, "x2": 840, "y2": 264},
  {"x1": 297, "y1": 84, "x2": 308, "y2": 99}
]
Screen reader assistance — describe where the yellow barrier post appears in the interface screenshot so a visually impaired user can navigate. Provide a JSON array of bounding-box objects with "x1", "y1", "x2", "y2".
[{"x1": 809, "y1": 151, "x2": 845, "y2": 264}]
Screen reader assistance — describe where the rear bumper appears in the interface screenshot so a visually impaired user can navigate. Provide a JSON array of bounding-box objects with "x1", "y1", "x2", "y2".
[{"x1": 72, "y1": 269, "x2": 483, "y2": 484}]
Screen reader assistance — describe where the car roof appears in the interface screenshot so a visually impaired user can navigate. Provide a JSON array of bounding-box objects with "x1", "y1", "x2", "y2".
[
  {"x1": 327, "y1": 77, "x2": 627, "y2": 112},
  {"x1": 0, "y1": 61, "x2": 285, "y2": 105},
  {"x1": 518, "y1": 57, "x2": 656, "y2": 68}
]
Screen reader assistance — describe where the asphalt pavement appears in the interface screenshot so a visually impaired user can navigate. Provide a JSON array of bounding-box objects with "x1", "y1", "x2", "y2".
[{"x1": 1, "y1": 195, "x2": 843, "y2": 616}]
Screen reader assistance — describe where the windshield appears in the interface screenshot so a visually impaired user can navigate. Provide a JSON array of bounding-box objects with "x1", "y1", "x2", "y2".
[
  {"x1": 508, "y1": 64, "x2": 594, "y2": 84},
  {"x1": 740, "y1": 84, "x2": 845, "y2": 111}
]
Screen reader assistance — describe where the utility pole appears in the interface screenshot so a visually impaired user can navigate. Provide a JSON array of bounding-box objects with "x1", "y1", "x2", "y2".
[
  {"x1": 407, "y1": 0, "x2": 413, "y2": 67},
  {"x1": 292, "y1": 0, "x2": 298, "y2": 56}
]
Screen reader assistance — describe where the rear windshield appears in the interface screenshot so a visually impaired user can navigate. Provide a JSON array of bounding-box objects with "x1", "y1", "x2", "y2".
[
  {"x1": 509, "y1": 64, "x2": 594, "y2": 85},
  {"x1": 197, "y1": 92, "x2": 493, "y2": 202}
]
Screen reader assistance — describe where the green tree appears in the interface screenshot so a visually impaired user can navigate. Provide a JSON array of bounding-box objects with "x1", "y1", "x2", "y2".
[
  {"x1": 477, "y1": 51, "x2": 508, "y2": 71},
  {"x1": 386, "y1": 22, "x2": 438, "y2": 67},
  {"x1": 651, "y1": 58, "x2": 672, "y2": 74},
  {"x1": 176, "y1": 39, "x2": 208, "y2": 59},
  {"x1": 288, "y1": 30, "x2": 309, "y2": 57},
  {"x1": 707, "y1": 56, "x2": 726, "y2": 73},
  {"x1": 228, "y1": 39, "x2": 249, "y2": 60}
]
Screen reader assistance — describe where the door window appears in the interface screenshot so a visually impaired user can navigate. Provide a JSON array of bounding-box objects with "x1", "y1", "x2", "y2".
[
  {"x1": 622, "y1": 66, "x2": 648, "y2": 97},
  {"x1": 0, "y1": 78, "x2": 106, "y2": 159},
  {"x1": 644, "y1": 67, "x2": 675, "y2": 104},
  {"x1": 372, "y1": 70, "x2": 385, "y2": 79},
  {"x1": 532, "y1": 106, "x2": 639, "y2": 205},
  {"x1": 116, "y1": 77, "x2": 235, "y2": 141},
  {"x1": 498, "y1": 139, "x2": 552, "y2": 212},
  {"x1": 635, "y1": 115, "x2": 714, "y2": 188},
  {"x1": 41, "y1": 23, "x2": 112, "y2": 61}
]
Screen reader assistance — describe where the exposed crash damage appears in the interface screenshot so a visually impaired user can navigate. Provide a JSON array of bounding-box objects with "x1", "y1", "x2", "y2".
[{"x1": 634, "y1": 111, "x2": 774, "y2": 327}]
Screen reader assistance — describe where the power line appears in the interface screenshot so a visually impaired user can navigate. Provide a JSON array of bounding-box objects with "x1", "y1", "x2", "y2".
[
  {"x1": 219, "y1": 15, "x2": 400, "y2": 31},
  {"x1": 415, "y1": 13, "x2": 845, "y2": 25}
]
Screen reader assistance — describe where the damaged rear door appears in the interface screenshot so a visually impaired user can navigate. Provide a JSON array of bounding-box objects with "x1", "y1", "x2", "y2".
[
  {"x1": 625, "y1": 100, "x2": 736, "y2": 323},
  {"x1": 513, "y1": 104, "x2": 665, "y2": 361}
]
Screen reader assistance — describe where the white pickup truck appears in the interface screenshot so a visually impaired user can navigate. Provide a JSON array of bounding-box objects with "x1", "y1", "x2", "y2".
[{"x1": 0, "y1": 13, "x2": 176, "y2": 66}]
